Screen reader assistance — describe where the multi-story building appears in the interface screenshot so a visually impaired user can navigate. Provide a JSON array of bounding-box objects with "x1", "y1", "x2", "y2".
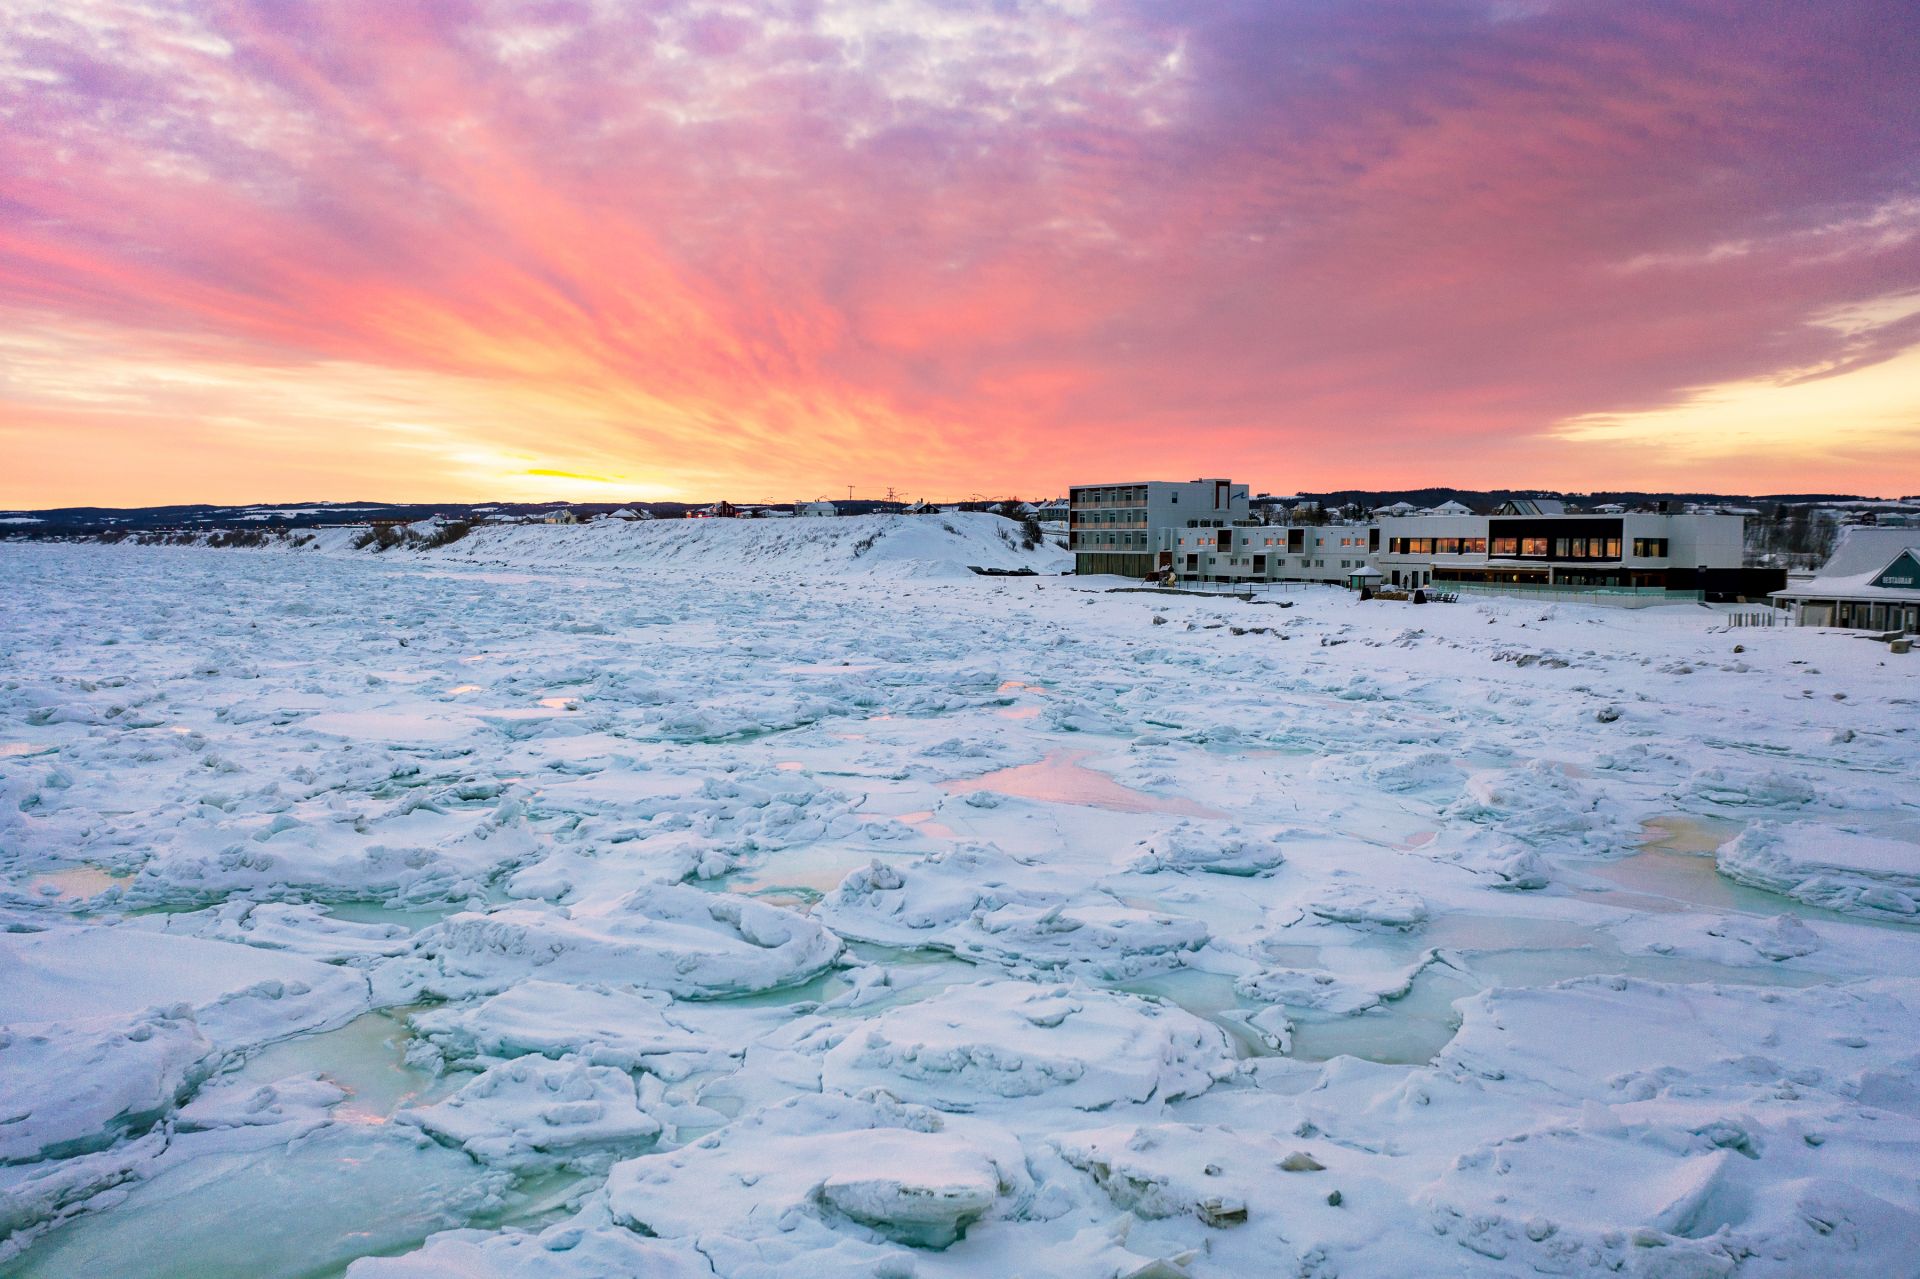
[
  {"x1": 1070, "y1": 482, "x2": 1774, "y2": 600},
  {"x1": 1157, "y1": 522, "x2": 1378, "y2": 584},
  {"x1": 1069, "y1": 479, "x2": 1248, "y2": 577},
  {"x1": 1374, "y1": 510, "x2": 1749, "y2": 593}
]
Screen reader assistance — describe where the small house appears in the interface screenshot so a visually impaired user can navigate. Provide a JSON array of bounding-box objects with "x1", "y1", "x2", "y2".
[{"x1": 1772, "y1": 528, "x2": 1920, "y2": 633}]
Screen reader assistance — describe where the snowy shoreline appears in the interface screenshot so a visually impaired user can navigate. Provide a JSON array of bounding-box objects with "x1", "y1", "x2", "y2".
[{"x1": 2, "y1": 537, "x2": 1916, "y2": 1278}]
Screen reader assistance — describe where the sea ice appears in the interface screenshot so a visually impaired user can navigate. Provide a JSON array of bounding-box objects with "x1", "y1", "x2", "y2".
[
  {"x1": 397, "y1": 1054, "x2": 662, "y2": 1170},
  {"x1": 1716, "y1": 821, "x2": 1920, "y2": 920},
  {"x1": 397, "y1": 884, "x2": 844, "y2": 1000},
  {"x1": 819, "y1": 979, "x2": 1235, "y2": 1111},
  {"x1": 409, "y1": 979, "x2": 726, "y2": 1078},
  {"x1": 606, "y1": 1091, "x2": 1027, "y2": 1254},
  {"x1": 344, "y1": 1223, "x2": 716, "y2": 1278},
  {"x1": 5, "y1": 533, "x2": 1920, "y2": 1278}
]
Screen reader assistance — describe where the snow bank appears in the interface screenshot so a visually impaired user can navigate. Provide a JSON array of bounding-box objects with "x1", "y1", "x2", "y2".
[{"x1": 1716, "y1": 821, "x2": 1920, "y2": 920}]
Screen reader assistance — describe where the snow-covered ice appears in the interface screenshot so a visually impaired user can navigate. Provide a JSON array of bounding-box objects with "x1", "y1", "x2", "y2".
[
  {"x1": 1716, "y1": 820, "x2": 1920, "y2": 920},
  {"x1": 2, "y1": 522, "x2": 1918, "y2": 1276}
]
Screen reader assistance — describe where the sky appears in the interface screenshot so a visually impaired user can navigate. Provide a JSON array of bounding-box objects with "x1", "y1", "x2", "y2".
[{"x1": 2, "y1": 0, "x2": 1918, "y2": 507}]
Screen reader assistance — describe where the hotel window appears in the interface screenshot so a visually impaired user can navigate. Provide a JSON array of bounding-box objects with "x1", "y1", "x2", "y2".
[
  {"x1": 1633, "y1": 537, "x2": 1669, "y2": 557},
  {"x1": 1605, "y1": 538, "x2": 1621, "y2": 558},
  {"x1": 1520, "y1": 537, "x2": 1548, "y2": 556},
  {"x1": 1465, "y1": 538, "x2": 1487, "y2": 554},
  {"x1": 1491, "y1": 537, "x2": 1519, "y2": 556}
]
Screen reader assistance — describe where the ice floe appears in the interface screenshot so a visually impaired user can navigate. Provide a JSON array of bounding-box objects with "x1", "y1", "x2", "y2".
[
  {"x1": 819, "y1": 979, "x2": 1234, "y2": 1111},
  {"x1": 1716, "y1": 821, "x2": 1920, "y2": 920}
]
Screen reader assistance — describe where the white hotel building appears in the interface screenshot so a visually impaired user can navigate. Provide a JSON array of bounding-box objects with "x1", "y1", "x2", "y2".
[
  {"x1": 1373, "y1": 508, "x2": 1746, "y2": 594},
  {"x1": 1070, "y1": 478, "x2": 1764, "y2": 599},
  {"x1": 1069, "y1": 479, "x2": 1248, "y2": 578}
]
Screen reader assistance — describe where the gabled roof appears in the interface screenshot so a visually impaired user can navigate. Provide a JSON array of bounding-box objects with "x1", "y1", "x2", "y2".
[
  {"x1": 1816, "y1": 525, "x2": 1920, "y2": 577},
  {"x1": 1773, "y1": 543, "x2": 1920, "y2": 604}
]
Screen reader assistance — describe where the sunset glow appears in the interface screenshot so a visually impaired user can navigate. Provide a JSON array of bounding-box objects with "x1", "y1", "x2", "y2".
[{"x1": 3, "y1": 0, "x2": 1917, "y2": 504}]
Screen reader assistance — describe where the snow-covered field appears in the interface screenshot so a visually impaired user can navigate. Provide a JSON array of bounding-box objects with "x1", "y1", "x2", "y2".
[{"x1": 2, "y1": 520, "x2": 1917, "y2": 1278}]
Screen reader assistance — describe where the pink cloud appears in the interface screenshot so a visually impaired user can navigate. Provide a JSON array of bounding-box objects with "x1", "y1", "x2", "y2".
[{"x1": 0, "y1": 0, "x2": 1916, "y2": 504}]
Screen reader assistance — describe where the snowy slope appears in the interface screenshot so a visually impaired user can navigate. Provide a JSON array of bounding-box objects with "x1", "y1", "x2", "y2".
[
  {"x1": 435, "y1": 512, "x2": 1070, "y2": 579},
  {"x1": 125, "y1": 512, "x2": 1070, "y2": 580}
]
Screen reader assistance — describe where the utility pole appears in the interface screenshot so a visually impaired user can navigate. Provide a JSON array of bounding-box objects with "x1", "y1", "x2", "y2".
[{"x1": 847, "y1": 485, "x2": 855, "y2": 502}]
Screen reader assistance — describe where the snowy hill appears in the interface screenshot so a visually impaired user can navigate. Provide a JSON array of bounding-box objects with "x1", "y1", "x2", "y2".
[
  {"x1": 127, "y1": 512, "x2": 1072, "y2": 580},
  {"x1": 436, "y1": 513, "x2": 1069, "y2": 579}
]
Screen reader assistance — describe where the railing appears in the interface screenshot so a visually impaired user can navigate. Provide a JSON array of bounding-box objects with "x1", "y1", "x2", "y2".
[
  {"x1": 1442, "y1": 581, "x2": 1704, "y2": 607},
  {"x1": 1721, "y1": 610, "x2": 1791, "y2": 629}
]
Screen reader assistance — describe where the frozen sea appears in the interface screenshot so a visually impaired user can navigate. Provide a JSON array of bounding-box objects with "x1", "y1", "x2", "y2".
[{"x1": 2, "y1": 520, "x2": 1917, "y2": 1278}]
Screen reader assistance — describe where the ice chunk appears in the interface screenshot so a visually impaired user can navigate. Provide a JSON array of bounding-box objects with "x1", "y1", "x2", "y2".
[
  {"x1": 1128, "y1": 823, "x2": 1287, "y2": 876},
  {"x1": 606, "y1": 1091, "x2": 1026, "y2": 1252},
  {"x1": 344, "y1": 1224, "x2": 715, "y2": 1277},
  {"x1": 1685, "y1": 766, "x2": 1818, "y2": 808},
  {"x1": 410, "y1": 980, "x2": 725, "y2": 1078},
  {"x1": 0, "y1": 1008, "x2": 214, "y2": 1163},
  {"x1": 0, "y1": 1124, "x2": 513, "y2": 1279},
  {"x1": 128, "y1": 901, "x2": 416, "y2": 961},
  {"x1": 1716, "y1": 822, "x2": 1920, "y2": 921},
  {"x1": 1439, "y1": 975, "x2": 1920, "y2": 1102},
  {"x1": 1364, "y1": 750, "x2": 1462, "y2": 794},
  {"x1": 821, "y1": 980, "x2": 1234, "y2": 1111},
  {"x1": 1446, "y1": 761, "x2": 1618, "y2": 849},
  {"x1": 173, "y1": 1073, "x2": 346, "y2": 1133},
  {"x1": 1051, "y1": 1123, "x2": 1418, "y2": 1272},
  {"x1": 398, "y1": 1055, "x2": 661, "y2": 1170},
  {"x1": 403, "y1": 884, "x2": 843, "y2": 999},
  {"x1": 1305, "y1": 883, "x2": 1428, "y2": 930},
  {"x1": 959, "y1": 901, "x2": 1208, "y2": 980},
  {"x1": 820, "y1": 845, "x2": 1204, "y2": 979},
  {"x1": 0, "y1": 925, "x2": 369, "y2": 1052}
]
